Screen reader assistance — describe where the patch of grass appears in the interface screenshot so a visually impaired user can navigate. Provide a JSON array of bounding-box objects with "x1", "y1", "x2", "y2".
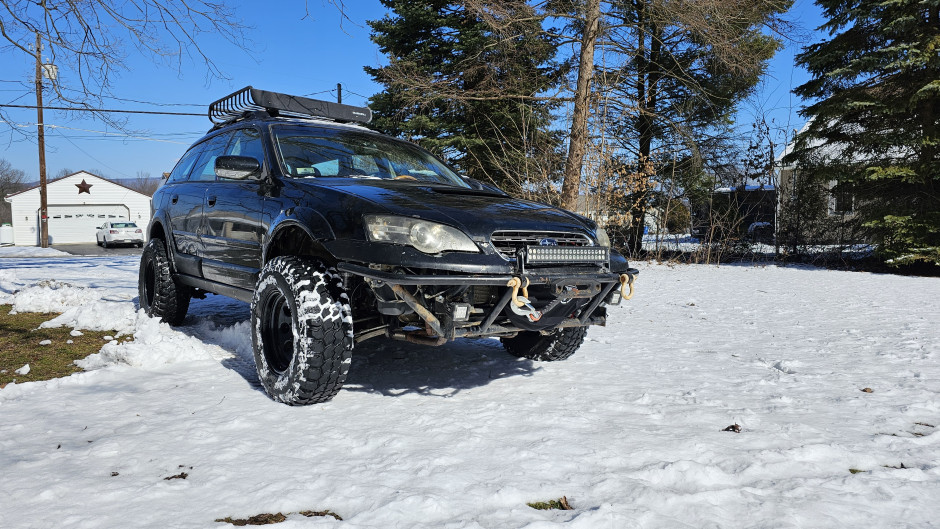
[
  {"x1": 300, "y1": 510, "x2": 342, "y2": 521},
  {"x1": 0, "y1": 304, "x2": 123, "y2": 388},
  {"x1": 883, "y1": 463, "x2": 911, "y2": 470},
  {"x1": 215, "y1": 510, "x2": 342, "y2": 526},
  {"x1": 215, "y1": 513, "x2": 286, "y2": 526},
  {"x1": 527, "y1": 496, "x2": 573, "y2": 511},
  {"x1": 849, "y1": 468, "x2": 866, "y2": 474}
]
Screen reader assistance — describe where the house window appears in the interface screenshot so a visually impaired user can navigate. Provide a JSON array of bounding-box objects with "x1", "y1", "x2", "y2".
[{"x1": 829, "y1": 180, "x2": 854, "y2": 215}]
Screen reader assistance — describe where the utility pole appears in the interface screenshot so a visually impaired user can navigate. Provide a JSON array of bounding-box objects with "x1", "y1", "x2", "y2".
[
  {"x1": 34, "y1": 32, "x2": 49, "y2": 248},
  {"x1": 337, "y1": 83, "x2": 342, "y2": 104}
]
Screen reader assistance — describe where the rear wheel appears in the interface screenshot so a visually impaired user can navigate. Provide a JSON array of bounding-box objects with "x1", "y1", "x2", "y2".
[
  {"x1": 251, "y1": 257, "x2": 353, "y2": 405},
  {"x1": 501, "y1": 326, "x2": 588, "y2": 361},
  {"x1": 102, "y1": 238, "x2": 109, "y2": 248},
  {"x1": 138, "y1": 238, "x2": 191, "y2": 325}
]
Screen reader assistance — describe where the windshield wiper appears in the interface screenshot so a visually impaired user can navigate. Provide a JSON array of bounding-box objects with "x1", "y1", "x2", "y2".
[{"x1": 426, "y1": 184, "x2": 507, "y2": 197}]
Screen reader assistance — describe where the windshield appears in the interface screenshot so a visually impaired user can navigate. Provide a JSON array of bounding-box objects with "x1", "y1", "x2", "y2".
[
  {"x1": 112, "y1": 222, "x2": 137, "y2": 228},
  {"x1": 272, "y1": 125, "x2": 469, "y2": 187}
]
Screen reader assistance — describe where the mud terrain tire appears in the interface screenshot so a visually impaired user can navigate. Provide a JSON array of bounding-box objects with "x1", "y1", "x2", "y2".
[
  {"x1": 251, "y1": 257, "x2": 353, "y2": 405},
  {"x1": 138, "y1": 238, "x2": 191, "y2": 325},
  {"x1": 501, "y1": 326, "x2": 588, "y2": 361}
]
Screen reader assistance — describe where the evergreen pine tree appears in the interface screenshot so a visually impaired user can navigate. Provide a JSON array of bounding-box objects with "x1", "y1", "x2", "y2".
[
  {"x1": 365, "y1": 1, "x2": 563, "y2": 194},
  {"x1": 792, "y1": 0, "x2": 940, "y2": 265}
]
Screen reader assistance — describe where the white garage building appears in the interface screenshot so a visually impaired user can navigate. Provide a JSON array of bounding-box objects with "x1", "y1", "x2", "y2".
[{"x1": 3, "y1": 171, "x2": 152, "y2": 246}]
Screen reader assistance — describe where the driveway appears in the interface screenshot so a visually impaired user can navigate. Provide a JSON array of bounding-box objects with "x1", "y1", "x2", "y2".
[{"x1": 53, "y1": 243, "x2": 143, "y2": 257}]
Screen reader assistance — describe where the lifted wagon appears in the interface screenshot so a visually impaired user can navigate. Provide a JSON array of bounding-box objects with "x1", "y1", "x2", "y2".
[{"x1": 139, "y1": 87, "x2": 637, "y2": 405}]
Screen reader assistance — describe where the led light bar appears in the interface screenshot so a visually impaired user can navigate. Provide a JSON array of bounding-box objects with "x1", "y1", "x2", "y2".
[{"x1": 525, "y1": 245, "x2": 609, "y2": 264}]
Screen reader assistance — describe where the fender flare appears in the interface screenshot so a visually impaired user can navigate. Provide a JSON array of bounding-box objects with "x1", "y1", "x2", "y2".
[
  {"x1": 262, "y1": 207, "x2": 336, "y2": 264},
  {"x1": 146, "y1": 208, "x2": 180, "y2": 273}
]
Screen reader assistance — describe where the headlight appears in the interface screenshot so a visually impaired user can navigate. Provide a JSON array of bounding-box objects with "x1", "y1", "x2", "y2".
[
  {"x1": 365, "y1": 215, "x2": 479, "y2": 254},
  {"x1": 596, "y1": 227, "x2": 611, "y2": 247}
]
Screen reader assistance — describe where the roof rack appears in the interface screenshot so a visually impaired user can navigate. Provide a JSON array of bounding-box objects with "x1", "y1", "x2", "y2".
[{"x1": 208, "y1": 86, "x2": 372, "y2": 125}]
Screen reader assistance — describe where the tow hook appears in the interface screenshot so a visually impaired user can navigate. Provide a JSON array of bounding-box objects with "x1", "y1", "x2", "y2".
[
  {"x1": 507, "y1": 277, "x2": 542, "y2": 322},
  {"x1": 619, "y1": 273, "x2": 636, "y2": 301}
]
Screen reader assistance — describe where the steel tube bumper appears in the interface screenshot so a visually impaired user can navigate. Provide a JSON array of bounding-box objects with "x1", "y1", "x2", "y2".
[{"x1": 337, "y1": 262, "x2": 637, "y2": 287}]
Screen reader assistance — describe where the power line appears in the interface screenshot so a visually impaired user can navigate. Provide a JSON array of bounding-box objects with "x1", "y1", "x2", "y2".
[
  {"x1": 51, "y1": 129, "x2": 134, "y2": 179},
  {"x1": 0, "y1": 103, "x2": 203, "y2": 116},
  {"x1": 52, "y1": 85, "x2": 207, "y2": 107},
  {"x1": 0, "y1": 80, "x2": 207, "y2": 107},
  {"x1": 0, "y1": 119, "x2": 193, "y2": 144}
]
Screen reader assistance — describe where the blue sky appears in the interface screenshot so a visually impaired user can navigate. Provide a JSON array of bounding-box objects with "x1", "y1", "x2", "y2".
[{"x1": 0, "y1": 0, "x2": 825, "y2": 182}]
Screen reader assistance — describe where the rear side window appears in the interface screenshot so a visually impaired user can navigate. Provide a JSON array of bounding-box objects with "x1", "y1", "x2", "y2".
[{"x1": 166, "y1": 146, "x2": 203, "y2": 184}]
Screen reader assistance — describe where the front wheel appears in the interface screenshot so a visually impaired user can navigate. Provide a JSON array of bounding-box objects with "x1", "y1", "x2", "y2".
[
  {"x1": 251, "y1": 257, "x2": 353, "y2": 405},
  {"x1": 501, "y1": 326, "x2": 588, "y2": 361},
  {"x1": 138, "y1": 238, "x2": 191, "y2": 325}
]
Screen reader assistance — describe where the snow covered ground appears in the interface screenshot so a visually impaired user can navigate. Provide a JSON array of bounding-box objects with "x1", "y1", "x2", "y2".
[
  {"x1": 0, "y1": 246, "x2": 69, "y2": 258},
  {"x1": 1, "y1": 256, "x2": 939, "y2": 528}
]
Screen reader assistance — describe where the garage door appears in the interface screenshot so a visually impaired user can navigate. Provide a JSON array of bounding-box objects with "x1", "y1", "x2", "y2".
[{"x1": 48, "y1": 205, "x2": 130, "y2": 244}]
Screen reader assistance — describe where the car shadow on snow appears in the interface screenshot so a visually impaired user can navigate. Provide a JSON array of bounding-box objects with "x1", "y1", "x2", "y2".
[
  {"x1": 209, "y1": 336, "x2": 542, "y2": 400},
  {"x1": 175, "y1": 296, "x2": 541, "y2": 400},
  {"x1": 343, "y1": 337, "x2": 541, "y2": 398}
]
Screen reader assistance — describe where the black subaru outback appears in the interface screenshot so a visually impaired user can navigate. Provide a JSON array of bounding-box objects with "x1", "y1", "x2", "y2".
[{"x1": 139, "y1": 87, "x2": 637, "y2": 405}]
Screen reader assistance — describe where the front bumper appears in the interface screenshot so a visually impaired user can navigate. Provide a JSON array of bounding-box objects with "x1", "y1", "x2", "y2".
[{"x1": 336, "y1": 261, "x2": 638, "y2": 342}]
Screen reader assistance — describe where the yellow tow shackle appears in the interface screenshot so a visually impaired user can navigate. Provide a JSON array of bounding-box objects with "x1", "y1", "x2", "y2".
[
  {"x1": 619, "y1": 273, "x2": 636, "y2": 301},
  {"x1": 507, "y1": 277, "x2": 531, "y2": 308}
]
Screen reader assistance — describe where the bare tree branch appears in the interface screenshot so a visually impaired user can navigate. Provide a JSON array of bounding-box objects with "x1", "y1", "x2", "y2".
[{"x1": 0, "y1": 0, "x2": 251, "y2": 131}]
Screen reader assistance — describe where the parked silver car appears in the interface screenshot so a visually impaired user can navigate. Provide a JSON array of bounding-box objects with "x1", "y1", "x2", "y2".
[{"x1": 96, "y1": 221, "x2": 144, "y2": 248}]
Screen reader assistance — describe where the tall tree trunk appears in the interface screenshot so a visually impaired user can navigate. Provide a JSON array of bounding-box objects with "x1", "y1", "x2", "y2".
[
  {"x1": 626, "y1": 1, "x2": 660, "y2": 256},
  {"x1": 560, "y1": 0, "x2": 601, "y2": 211}
]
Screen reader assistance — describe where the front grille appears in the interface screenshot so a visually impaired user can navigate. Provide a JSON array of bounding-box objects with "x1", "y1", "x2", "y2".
[{"x1": 490, "y1": 231, "x2": 593, "y2": 259}]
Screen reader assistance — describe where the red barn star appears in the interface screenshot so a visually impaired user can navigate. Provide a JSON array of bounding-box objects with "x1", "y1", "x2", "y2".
[{"x1": 75, "y1": 179, "x2": 93, "y2": 194}]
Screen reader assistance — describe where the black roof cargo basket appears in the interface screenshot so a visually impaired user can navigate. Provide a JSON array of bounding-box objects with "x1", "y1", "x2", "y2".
[{"x1": 208, "y1": 86, "x2": 372, "y2": 125}]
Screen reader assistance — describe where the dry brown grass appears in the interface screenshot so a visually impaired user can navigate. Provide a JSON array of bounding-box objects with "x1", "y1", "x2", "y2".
[{"x1": 0, "y1": 304, "x2": 123, "y2": 387}]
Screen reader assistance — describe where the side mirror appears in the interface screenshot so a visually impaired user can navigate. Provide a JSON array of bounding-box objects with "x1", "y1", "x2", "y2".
[{"x1": 216, "y1": 156, "x2": 262, "y2": 180}]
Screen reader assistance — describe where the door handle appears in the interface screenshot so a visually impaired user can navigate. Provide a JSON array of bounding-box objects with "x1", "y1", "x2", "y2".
[
  {"x1": 207, "y1": 196, "x2": 217, "y2": 207},
  {"x1": 171, "y1": 194, "x2": 179, "y2": 204}
]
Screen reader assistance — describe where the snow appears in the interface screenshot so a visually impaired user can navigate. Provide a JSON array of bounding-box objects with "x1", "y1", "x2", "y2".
[
  {"x1": 0, "y1": 246, "x2": 69, "y2": 258},
  {"x1": 1, "y1": 256, "x2": 939, "y2": 528}
]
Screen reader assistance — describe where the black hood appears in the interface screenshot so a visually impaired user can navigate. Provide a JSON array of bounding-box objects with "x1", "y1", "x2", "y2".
[{"x1": 297, "y1": 178, "x2": 597, "y2": 238}]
